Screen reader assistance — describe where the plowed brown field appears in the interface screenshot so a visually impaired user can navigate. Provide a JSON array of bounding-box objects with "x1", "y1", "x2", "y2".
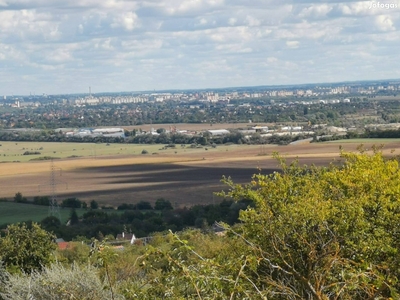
[{"x1": 1, "y1": 140, "x2": 399, "y2": 207}]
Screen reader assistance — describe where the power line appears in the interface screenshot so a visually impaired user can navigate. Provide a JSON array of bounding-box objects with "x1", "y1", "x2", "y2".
[{"x1": 38, "y1": 160, "x2": 68, "y2": 222}]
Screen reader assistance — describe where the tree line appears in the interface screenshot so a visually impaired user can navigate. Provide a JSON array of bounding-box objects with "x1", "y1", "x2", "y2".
[
  {"x1": 0, "y1": 129, "x2": 313, "y2": 146},
  {"x1": 2, "y1": 193, "x2": 251, "y2": 242},
  {"x1": 313, "y1": 128, "x2": 400, "y2": 143}
]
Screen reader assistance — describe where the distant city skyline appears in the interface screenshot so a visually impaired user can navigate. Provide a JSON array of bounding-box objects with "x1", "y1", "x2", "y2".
[
  {"x1": 2, "y1": 77, "x2": 400, "y2": 98},
  {"x1": 1, "y1": 0, "x2": 399, "y2": 95},
  {"x1": 3, "y1": 78, "x2": 399, "y2": 100}
]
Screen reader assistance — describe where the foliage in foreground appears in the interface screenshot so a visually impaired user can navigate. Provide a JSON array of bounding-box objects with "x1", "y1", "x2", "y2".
[
  {"x1": 0, "y1": 263, "x2": 117, "y2": 300},
  {"x1": 218, "y1": 149, "x2": 400, "y2": 299},
  {"x1": 0, "y1": 222, "x2": 56, "y2": 274},
  {"x1": 130, "y1": 149, "x2": 400, "y2": 299},
  {"x1": 2, "y1": 149, "x2": 400, "y2": 299}
]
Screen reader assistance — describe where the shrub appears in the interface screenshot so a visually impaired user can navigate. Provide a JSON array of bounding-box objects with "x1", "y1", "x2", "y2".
[
  {"x1": 101, "y1": 205, "x2": 114, "y2": 210},
  {"x1": 0, "y1": 263, "x2": 118, "y2": 300},
  {"x1": 22, "y1": 151, "x2": 41, "y2": 155},
  {"x1": 135, "y1": 201, "x2": 153, "y2": 210},
  {"x1": 0, "y1": 223, "x2": 56, "y2": 274},
  {"x1": 154, "y1": 198, "x2": 173, "y2": 210},
  {"x1": 30, "y1": 156, "x2": 60, "y2": 161},
  {"x1": 61, "y1": 197, "x2": 82, "y2": 208}
]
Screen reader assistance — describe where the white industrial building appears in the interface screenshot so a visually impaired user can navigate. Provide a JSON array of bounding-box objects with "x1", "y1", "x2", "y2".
[
  {"x1": 67, "y1": 128, "x2": 125, "y2": 138},
  {"x1": 207, "y1": 129, "x2": 230, "y2": 136}
]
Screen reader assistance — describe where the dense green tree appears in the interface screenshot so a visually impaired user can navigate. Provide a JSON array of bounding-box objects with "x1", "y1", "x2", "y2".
[
  {"x1": 154, "y1": 198, "x2": 173, "y2": 210},
  {"x1": 218, "y1": 149, "x2": 400, "y2": 299},
  {"x1": 33, "y1": 196, "x2": 50, "y2": 206},
  {"x1": 40, "y1": 216, "x2": 61, "y2": 233},
  {"x1": 0, "y1": 223, "x2": 56, "y2": 274},
  {"x1": 82, "y1": 211, "x2": 109, "y2": 225},
  {"x1": 69, "y1": 209, "x2": 79, "y2": 226},
  {"x1": 13, "y1": 192, "x2": 27, "y2": 203},
  {"x1": 61, "y1": 197, "x2": 82, "y2": 208},
  {"x1": 90, "y1": 200, "x2": 99, "y2": 209},
  {"x1": 135, "y1": 201, "x2": 153, "y2": 210}
]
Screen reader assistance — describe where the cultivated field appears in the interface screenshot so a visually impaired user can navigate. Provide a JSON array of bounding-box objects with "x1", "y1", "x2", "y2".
[{"x1": 1, "y1": 139, "x2": 400, "y2": 208}]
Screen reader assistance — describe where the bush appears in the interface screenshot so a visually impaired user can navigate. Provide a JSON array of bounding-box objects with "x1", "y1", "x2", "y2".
[
  {"x1": 33, "y1": 196, "x2": 50, "y2": 206},
  {"x1": 30, "y1": 156, "x2": 60, "y2": 161},
  {"x1": 90, "y1": 200, "x2": 99, "y2": 209},
  {"x1": 101, "y1": 205, "x2": 114, "y2": 210},
  {"x1": 218, "y1": 151, "x2": 400, "y2": 298},
  {"x1": 154, "y1": 198, "x2": 173, "y2": 210},
  {"x1": 0, "y1": 223, "x2": 56, "y2": 274},
  {"x1": 117, "y1": 203, "x2": 136, "y2": 210},
  {"x1": 61, "y1": 197, "x2": 82, "y2": 208},
  {"x1": 22, "y1": 151, "x2": 41, "y2": 155},
  {"x1": 135, "y1": 201, "x2": 153, "y2": 210},
  {"x1": 141, "y1": 149, "x2": 149, "y2": 154},
  {"x1": 0, "y1": 263, "x2": 117, "y2": 300},
  {"x1": 13, "y1": 192, "x2": 27, "y2": 203}
]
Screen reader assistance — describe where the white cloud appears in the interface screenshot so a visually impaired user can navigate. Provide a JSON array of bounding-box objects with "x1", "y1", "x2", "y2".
[
  {"x1": 245, "y1": 16, "x2": 261, "y2": 27},
  {"x1": 163, "y1": 0, "x2": 225, "y2": 16},
  {"x1": 111, "y1": 11, "x2": 139, "y2": 31},
  {"x1": 0, "y1": 0, "x2": 399, "y2": 94},
  {"x1": 298, "y1": 4, "x2": 333, "y2": 19},
  {"x1": 374, "y1": 14, "x2": 396, "y2": 31},
  {"x1": 339, "y1": 2, "x2": 372, "y2": 15},
  {"x1": 286, "y1": 40, "x2": 300, "y2": 48},
  {"x1": 228, "y1": 17, "x2": 237, "y2": 26},
  {"x1": 266, "y1": 57, "x2": 278, "y2": 63}
]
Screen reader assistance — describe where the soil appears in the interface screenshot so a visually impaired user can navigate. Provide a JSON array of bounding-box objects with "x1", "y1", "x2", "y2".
[{"x1": 1, "y1": 141, "x2": 399, "y2": 207}]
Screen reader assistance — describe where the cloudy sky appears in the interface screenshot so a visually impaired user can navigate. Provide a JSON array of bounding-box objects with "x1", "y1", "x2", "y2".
[{"x1": 0, "y1": 0, "x2": 399, "y2": 95}]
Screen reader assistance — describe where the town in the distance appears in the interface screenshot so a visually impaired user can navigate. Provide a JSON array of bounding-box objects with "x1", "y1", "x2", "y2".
[
  {"x1": 1, "y1": 79, "x2": 400, "y2": 144},
  {"x1": 4, "y1": 79, "x2": 400, "y2": 107}
]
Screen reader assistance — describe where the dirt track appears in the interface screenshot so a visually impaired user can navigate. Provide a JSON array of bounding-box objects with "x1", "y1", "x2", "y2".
[{"x1": 1, "y1": 141, "x2": 399, "y2": 207}]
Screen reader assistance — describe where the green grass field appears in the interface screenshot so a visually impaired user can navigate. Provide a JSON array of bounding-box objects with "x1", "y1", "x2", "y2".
[{"x1": 0, "y1": 202, "x2": 89, "y2": 226}]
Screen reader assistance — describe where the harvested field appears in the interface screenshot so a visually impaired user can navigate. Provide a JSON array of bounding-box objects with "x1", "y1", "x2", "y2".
[{"x1": 1, "y1": 140, "x2": 399, "y2": 207}]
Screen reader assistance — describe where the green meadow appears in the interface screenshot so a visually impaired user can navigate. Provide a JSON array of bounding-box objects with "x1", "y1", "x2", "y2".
[
  {"x1": 0, "y1": 201, "x2": 90, "y2": 226},
  {"x1": 0, "y1": 201, "x2": 125, "y2": 226}
]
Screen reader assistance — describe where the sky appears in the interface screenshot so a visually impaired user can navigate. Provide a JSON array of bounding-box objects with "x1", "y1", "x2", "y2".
[{"x1": 0, "y1": 0, "x2": 400, "y2": 95}]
